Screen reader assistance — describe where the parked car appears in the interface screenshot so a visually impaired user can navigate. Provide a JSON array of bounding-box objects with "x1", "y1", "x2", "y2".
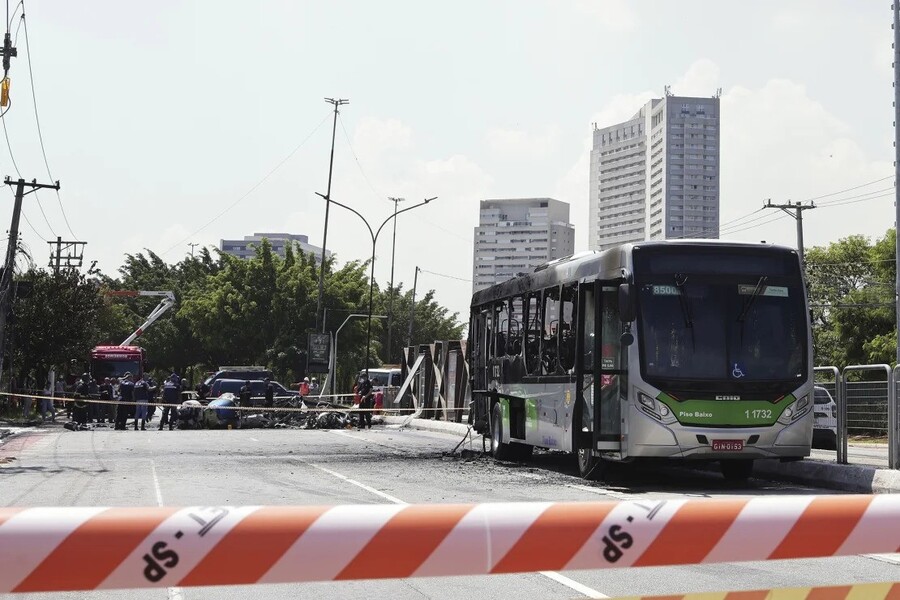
[
  {"x1": 202, "y1": 366, "x2": 273, "y2": 388},
  {"x1": 812, "y1": 385, "x2": 837, "y2": 450},
  {"x1": 208, "y1": 378, "x2": 298, "y2": 407}
]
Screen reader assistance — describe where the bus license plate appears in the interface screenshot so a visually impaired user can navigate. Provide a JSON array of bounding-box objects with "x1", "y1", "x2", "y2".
[{"x1": 712, "y1": 440, "x2": 743, "y2": 452}]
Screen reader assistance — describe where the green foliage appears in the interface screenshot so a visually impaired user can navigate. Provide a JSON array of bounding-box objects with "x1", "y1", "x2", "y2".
[
  {"x1": 805, "y1": 229, "x2": 897, "y2": 368},
  {"x1": 4, "y1": 238, "x2": 465, "y2": 392}
]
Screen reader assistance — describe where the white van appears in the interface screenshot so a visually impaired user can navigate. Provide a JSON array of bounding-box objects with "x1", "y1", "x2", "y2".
[{"x1": 812, "y1": 385, "x2": 837, "y2": 449}]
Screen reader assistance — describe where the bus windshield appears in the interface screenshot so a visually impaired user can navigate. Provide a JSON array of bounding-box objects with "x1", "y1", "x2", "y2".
[
  {"x1": 91, "y1": 359, "x2": 142, "y2": 380},
  {"x1": 637, "y1": 280, "x2": 806, "y2": 383}
]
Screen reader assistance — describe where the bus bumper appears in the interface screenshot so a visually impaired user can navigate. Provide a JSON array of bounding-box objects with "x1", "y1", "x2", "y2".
[{"x1": 626, "y1": 405, "x2": 812, "y2": 460}]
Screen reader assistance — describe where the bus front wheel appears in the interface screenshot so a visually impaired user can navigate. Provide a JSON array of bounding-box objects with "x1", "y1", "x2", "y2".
[{"x1": 720, "y1": 459, "x2": 754, "y2": 482}]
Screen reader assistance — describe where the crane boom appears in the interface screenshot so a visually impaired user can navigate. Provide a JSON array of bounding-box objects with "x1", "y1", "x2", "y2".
[{"x1": 105, "y1": 290, "x2": 176, "y2": 346}]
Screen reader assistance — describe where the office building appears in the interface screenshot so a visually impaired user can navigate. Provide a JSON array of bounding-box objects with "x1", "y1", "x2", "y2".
[
  {"x1": 219, "y1": 233, "x2": 328, "y2": 262},
  {"x1": 472, "y1": 198, "x2": 575, "y2": 293},
  {"x1": 589, "y1": 94, "x2": 720, "y2": 250}
]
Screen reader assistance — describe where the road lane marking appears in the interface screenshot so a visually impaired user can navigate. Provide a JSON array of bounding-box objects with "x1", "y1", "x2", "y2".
[
  {"x1": 865, "y1": 553, "x2": 900, "y2": 565},
  {"x1": 150, "y1": 460, "x2": 164, "y2": 507},
  {"x1": 249, "y1": 437, "x2": 260, "y2": 442},
  {"x1": 306, "y1": 463, "x2": 407, "y2": 505},
  {"x1": 308, "y1": 462, "x2": 608, "y2": 599},
  {"x1": 539, "y1": 571, "x2": 609, "y2": 599},
  {"x1": 566, "y1": 483, "x2": 641, "y2": 501},
  {"x1": 151, "y1": 459, "x2": 184, "y2": 600}
]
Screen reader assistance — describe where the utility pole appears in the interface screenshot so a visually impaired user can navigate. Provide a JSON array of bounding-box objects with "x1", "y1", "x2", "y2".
[
  {"x1": 47, "y1": 236, "x2": 85, "y2": 273},
  {"x1": 894, "y1": 0, "x2": 900, "y2": 364},
  {"x1": 763, "y1": 199, "x2": 816, "y2": 268},
  {"x1": 0, "y1": 177, "x2": 60, "y2": 384},
  {"x1": 407, "y1": 266, "x2": 419, "y2": 347},
  {"x1": 315, "y1": 97, "x2": 349, "y2": 333},
  {"x1": 386, "y1": 196, "x2": 406, "y2": 362},
  {"x1": 188, "y1": 242, "x2": 198, "y2": 258}
]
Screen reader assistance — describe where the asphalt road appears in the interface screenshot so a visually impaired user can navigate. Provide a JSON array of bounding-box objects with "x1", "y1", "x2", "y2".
[{"x1": 1, "y1": 423, "x2": 898, "y2": 599}]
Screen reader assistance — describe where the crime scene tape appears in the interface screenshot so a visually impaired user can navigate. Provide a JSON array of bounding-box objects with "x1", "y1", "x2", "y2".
[
  {"x1": 0, "y1": 391, "x2": 464, "y2": 414},
  {"x1": 1, "y1": 495, "x2": 900, "y2": 592},
  {"x1": 613, "y1": 581, "x2": 900, "y2": 600}
]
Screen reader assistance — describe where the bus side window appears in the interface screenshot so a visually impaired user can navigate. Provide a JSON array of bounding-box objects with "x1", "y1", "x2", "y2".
[
  {"x1": 508, "y1": 297, "x2": 523, "y2": 356},
  {"x1": 542, "y1": 286, "x2": 561, "y2": 375},
  {"x1": 494, "y1": 302, "x2": 509, "y2": 358},
  {"x1": 559, "y1": 283, "x2": 577, "y2": 372},
  {"x1": 525, "y1": 294, "x2": 542, "y2": 375}
]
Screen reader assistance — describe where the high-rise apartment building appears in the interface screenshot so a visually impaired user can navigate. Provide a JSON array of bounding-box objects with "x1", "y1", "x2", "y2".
[
  {"x1": 219, "y1": 232, "x2": 328, "y2": 262},
  {"x1": 472, "y1": 198, "x2": 575, "y2": 293},
  {"x1": 589, "y1": 94, "x2": 720, "y2": 250}
]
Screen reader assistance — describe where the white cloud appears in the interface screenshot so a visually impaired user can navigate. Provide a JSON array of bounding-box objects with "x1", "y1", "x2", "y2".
[
  {"x1": 352, "y1": 117, "x2": 414, "y2": 154},
  {"x1": 572, "y1": 0, "x2": 638, "y2": 32},
  {"x1": 671, "y1": 59, "x2": 721, "y2": 97},
  {"x1": 484, "y1": 126, "x2": 562, "y2": 161}
]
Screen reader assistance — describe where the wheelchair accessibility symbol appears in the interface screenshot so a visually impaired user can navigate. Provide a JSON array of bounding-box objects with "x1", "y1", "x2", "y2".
[{"x1": 732, "y1": 363, "x2": 745, "y2": 378}]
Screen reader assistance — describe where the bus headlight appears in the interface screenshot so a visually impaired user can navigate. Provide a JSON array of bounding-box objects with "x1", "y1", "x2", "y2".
[
  {"x1": 777, "y1": 395, "x2": 811, "y2": 425},
  {"x1": 638, "y1": 391, "x2": 676, "y2": 424}
]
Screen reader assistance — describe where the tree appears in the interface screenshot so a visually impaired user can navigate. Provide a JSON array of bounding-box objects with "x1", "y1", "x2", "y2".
[
  {"x1": 805, "y1": 230, "x2": 897, "y2": 368},
  {"x1": 8, "y1": 268, "x2": 106, "y2": 382}
]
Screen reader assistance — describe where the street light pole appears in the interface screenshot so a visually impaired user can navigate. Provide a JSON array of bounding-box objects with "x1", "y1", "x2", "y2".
[
  {"x1": 386, "y1": 196, "x2": 406, "y2": 363},
  {"x1": 315, "y1": 194, "x2": 436, "y2": 377},
  {"x1": 333, "y1": 313, "x2": 386, "y2": 397},
  {"x1": 316, "y1": 97, "x2": 349, "y2": 333}
]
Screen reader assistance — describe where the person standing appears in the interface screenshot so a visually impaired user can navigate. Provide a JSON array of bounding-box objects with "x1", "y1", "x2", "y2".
[
  {"x1": 115, "y1": 373, "x2": 135, "y2": 430},
  {"x1": 158, "y1": 373, "x2": 179, "y2": 431},
  {"x1": 133, "y1": 375, "x2": 149, "y2": 431},
  {"x1": 263, "y1": 377, "x2": 274, "y2": 419},
  {"x1": 298, "y1": 377, "x2": 310, "y2": 397},
  {"x1": 73, "y1": 374, "x2": 91, "y2": 429},
  {"x1": 97, "y1": 378, "x2": 113, "y2": 424},
  {"x1": 239, "y1": 380, "x2": 252, "y2": 407},
  {"x1": 356, "y1": 375, "x2": 373, "y2": 430},
  {"x1": 40, "y1": 379, "x2": 55, "y2": 422},
  {"x1": 309, "y1": 377, "x2": 319, "y2": 395}
]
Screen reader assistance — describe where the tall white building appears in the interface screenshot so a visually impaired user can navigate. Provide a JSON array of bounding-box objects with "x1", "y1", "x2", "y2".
[
  {"x1": 472, "y1": 198, "x2": 575, "y2": 293},
  {"x1": 589, "y1": 94, "x2": 720, "y2": 250}
]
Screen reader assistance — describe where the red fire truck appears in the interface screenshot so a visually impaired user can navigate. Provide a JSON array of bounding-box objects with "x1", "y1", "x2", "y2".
[{"x1": 88, "y1": 291, "x2": 175, "y2": 381}]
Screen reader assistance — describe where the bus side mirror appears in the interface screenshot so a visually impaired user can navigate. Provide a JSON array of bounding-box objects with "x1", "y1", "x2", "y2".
[
  {"x1": 621, "y1": 331, "x2": 634, "y2": 347},
  {"x1": 618, "y1": 283, "x2": 636, "y2": 323}
]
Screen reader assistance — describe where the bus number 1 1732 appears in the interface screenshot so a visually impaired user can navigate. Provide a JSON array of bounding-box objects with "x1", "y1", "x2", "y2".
[{"x1": 745, "y1": 409, "x2": 772, "y2": 419}]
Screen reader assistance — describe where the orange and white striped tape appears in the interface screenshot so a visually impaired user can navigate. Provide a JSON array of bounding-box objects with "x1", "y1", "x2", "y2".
[
  {"x1": 1, "y1": 495, "x2": 899, "y2": 592},
  {"x1": 613, "y1": 581, "x2": 900, "y2": 599}
]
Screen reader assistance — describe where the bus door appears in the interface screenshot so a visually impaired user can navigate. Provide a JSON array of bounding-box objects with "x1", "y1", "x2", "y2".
[{"x1": 595, "y1": 281, "x2": 624, "y2": 450}]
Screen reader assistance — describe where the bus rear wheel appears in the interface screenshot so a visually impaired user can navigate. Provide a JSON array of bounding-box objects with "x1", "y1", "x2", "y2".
[{"x1": 720, "y1": 459, "x2": 754, "y2": 482}]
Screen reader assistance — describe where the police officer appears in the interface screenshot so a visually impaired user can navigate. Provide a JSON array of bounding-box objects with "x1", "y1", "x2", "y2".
[
  {"x1": 73, "y1": 374, "x2": 91, "y2": 429},
  {"x1": 115, "y1": 373, "x2": 135, "y2": 430},
  {"x1": 158, "y1": 373, "x2": 179, "y2": 431},
  {"x1": 239, "y1": 380, "x2": 252, "y2": 406}
]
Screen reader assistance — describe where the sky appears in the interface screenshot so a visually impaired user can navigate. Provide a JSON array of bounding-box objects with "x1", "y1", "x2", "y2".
[{"x1": 0, "y1": 0, "x2": 895, "y2": 329}]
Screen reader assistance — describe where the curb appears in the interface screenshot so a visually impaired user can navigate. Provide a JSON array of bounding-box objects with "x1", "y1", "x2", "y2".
[{"x1": 387, "y1": 416, "x2": 900, "y2": 493}]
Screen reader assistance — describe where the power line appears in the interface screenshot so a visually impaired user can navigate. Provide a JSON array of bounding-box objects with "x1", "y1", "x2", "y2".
[
  {"x1": 161, "y1": 111, "x2": 332, "y2": 256},
  {"x1": 802, "y1": 174, "x2": 894, "y2": 203},
  {"x1": 21, "y1": 9, "x2": 75, "y2": 239},
  {"x1": 817, "y1": 186, "x2": 894, "y2": 206},
  {"x1": 338, "y1": 112, "x2": 382, "y2": 200},
  {"x1": 420, "y1": 268, "x2": 472, "y2": 283},
  {"x1": 1, "y1": 103, "x2": 51, "y2": 239}
]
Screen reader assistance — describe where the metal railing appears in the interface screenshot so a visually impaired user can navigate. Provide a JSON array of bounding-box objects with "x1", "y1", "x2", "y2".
[
  {"x1": 842, "y1": 364, "x2": 895, "y2": 469},
  {"x1": 814, "y1": 366, "x2": 843, "y2": 463}
]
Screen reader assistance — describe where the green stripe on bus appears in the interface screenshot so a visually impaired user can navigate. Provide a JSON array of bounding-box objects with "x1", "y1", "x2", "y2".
[{"x1": 656, "y1": 392, "x2": 796, "y2": 427}]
